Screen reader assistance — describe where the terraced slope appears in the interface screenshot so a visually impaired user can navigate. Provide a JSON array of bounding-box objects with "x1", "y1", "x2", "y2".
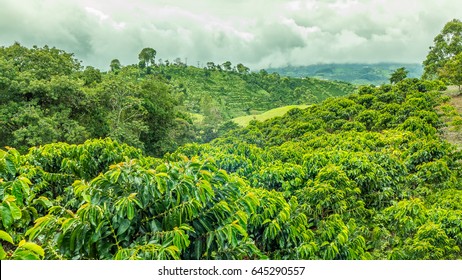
[{"x1": 158, "y1": 65, "x2": 356, "y2": 119}]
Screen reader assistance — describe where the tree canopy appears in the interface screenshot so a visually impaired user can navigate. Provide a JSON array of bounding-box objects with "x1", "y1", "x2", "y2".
[
  {"x1": 439, "y1": 52, "x2": 462, "y2": 93},
  {"x1": 390, "y1": 67, "x2": 409, "y2": 84},
  {"x1": 423, "y1": 18, "x2": 462, "y2": 79},
  {"x1": 138, "y1": 47, "x2": 157, "y2": 68}
]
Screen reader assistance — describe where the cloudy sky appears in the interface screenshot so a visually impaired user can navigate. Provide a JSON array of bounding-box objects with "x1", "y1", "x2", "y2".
[{"x1": 1, "y1": 0, "x2": 461, "y2": 70}]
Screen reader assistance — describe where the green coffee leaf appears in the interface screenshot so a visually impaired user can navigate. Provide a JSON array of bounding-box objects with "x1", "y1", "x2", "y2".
[
  {"x1": 19, "y1": 242, "x2": 45, "y2": 257},
  {"x1": 0, "y1": 230, "x2": 14, "y2": 244}
]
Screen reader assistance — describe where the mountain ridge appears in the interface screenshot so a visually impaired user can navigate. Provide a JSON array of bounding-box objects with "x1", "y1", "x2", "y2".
[{"x1": 267, "y1": 63, "x2": 423, "y2": 85}]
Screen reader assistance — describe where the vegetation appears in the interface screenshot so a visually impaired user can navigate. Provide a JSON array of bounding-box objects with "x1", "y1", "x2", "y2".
[
  {"x1": 423, "y1": 19, "x2": 462, "y2": 81},
  {"x1": 439, "y1": 86, "x2": 462, "y2": 149},
  {"x1": 1, "y1": 19, "x2": 462, "y2": 260},
  {"x1": 0, "y1": 43, "x2": 355, "y2": 157},
  {"x1": 232, "y1": 105, "x2": 309, "y2": 127},
  {"x1": 390, "y1": 67, "x2": 409, "y2": 84},
  {"x1": 2, "y1": 76, "x2": 461, "y2": 260},
  {"x1": 157, "y1": 62, "x2": 355, "y2": 119},
  {"x1": 439, "y1": 53, "x2": 462, "y2": 93}
]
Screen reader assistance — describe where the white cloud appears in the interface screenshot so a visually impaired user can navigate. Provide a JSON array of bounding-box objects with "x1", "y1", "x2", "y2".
[
  {"x1": 1, "y1": 0, "x2": 461, "y2": 70},
  {"x1": 85, "y1": 7, "x2": 109, "y2": 22}
]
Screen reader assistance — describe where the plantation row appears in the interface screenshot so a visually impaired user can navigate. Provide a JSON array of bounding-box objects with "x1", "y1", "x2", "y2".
[{"x1": 1, "y1": 78, "x2": 462, "y2": 259}]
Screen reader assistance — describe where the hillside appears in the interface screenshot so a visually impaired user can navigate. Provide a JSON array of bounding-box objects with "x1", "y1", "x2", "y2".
[
  {"x1": 232, "y1": 105, "x2": 310, "y2": 127},
  {"x1": 267, "y1": 63, "x2": 423, "y2": 85},
  {"x1": 156, "y1": 64, "x2": 356, "y2": 118},
  {"x1": 2, "y1": 77, "x2": 462, "y2": 260},
  {"x1": 0, "y1": 44, "x2": 355, "y2": 156},
  {"x1": 171, "y1": 78, "x2": 462, "y2": 259}
]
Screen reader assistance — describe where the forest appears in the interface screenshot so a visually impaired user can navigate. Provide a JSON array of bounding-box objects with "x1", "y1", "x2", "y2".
[{"x1": 1, "y1": 19, "x2": 462, "y2": 260}]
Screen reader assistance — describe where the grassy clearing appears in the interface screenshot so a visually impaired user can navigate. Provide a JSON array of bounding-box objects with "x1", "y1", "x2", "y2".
[{"x1": 232, "y1": 105, "x2": 310, "y2": 127}]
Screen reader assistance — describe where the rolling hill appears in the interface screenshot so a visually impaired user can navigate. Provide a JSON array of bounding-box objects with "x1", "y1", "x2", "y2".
[
  {"x1": 156, "y1": 64, "x2": 356, "y2": 119},
  {"x1": 267, "y1": 63, "x2": 423, "y2": 85},
  {"x1": 232, "y1": 105, "x2": 310, "y2": 126}
]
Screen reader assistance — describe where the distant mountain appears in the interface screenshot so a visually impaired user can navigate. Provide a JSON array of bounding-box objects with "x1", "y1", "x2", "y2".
[{"x1": 267, "y1": 63, "x2": 423, "y2": 85}]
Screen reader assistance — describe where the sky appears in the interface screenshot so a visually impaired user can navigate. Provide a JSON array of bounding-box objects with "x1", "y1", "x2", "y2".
[{"x1": 1, "y1": 0, "x2": 461, "y2": 70}]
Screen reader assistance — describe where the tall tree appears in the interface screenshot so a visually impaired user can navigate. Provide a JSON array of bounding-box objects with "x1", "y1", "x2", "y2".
[
  {"x1": 138, "y1": 47, "x2": 156, "y2": 68},
  {"x1": 138, "y1": 77, "x2": 179, "y2": 155},
  {"x1": 439, "y1": 53, "x2": 462, "y2": 93},
  {"x1": 82, "y1": 66, "x2": 102, "y2": 86},
  {"x1": 206, "y1": 62, "x2": 215, "y2": 70},
  {"x1": 423, "y1": 19, "x2": 462, "y2": 79},
  {"x1": 101, "y1": 77, "x2": 147, "y2": 149},
  {"x1": 236, "y1": 63, "x2": 250, "y2": 74},
  {"x1": 222, "y1": 61, "x2": 232, "y2": 71},
  {"x1": 110, "y1": 59, "x2": 121, "y2": 72}
]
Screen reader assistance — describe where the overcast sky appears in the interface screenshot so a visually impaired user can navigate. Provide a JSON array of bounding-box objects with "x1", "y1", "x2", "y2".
[{"x1": 1, "y1": 0, "x2": 461, "y2": 70}]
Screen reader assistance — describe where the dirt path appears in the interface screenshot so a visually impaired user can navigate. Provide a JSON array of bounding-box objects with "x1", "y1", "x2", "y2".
[{"x1": 440, "y1": 86, "x2": 462, "y2": 150}]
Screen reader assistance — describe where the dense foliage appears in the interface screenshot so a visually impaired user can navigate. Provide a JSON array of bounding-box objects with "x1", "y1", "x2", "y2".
[
  {"x1": 2, "y1": 19, "x2": 462, "y2": 259},
  {"x1": 2, "y1": 76, "x2": 461, "y2": 260},
  {"x1": 422, "y1": 18, "x2": 462, "y2": 85},
  {"x1": 0, "y1": 43, "x2": 354, "y2": 156},
  {"x1": 0, "y1": 43, "x2": 185, "y2": 156}
]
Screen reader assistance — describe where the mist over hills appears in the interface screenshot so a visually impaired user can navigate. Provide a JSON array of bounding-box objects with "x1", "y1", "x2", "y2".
[{"x1": 267, "y1": 63, "x2": 423, "y2": 85}]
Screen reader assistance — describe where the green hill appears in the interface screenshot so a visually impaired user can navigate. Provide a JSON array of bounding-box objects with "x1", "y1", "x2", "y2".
[
  {"x1": 171, "y1": 78, "x2": 461, "y2": 259},
  {"x1": 156, "y1": 64, "x2": 356, "y2": 118},
  {"x1": 4, "y1": 78, "x2": 461, "y2": 260},
  {"x1": 267, "y1": 63, "x2": 423, "y2": 85},
  {"x1": 0, "y1": 43, "x2": 356, "y2": 156},
  {"x1": 232, "y1": 105, "x2": 310, "y2": 126}
]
